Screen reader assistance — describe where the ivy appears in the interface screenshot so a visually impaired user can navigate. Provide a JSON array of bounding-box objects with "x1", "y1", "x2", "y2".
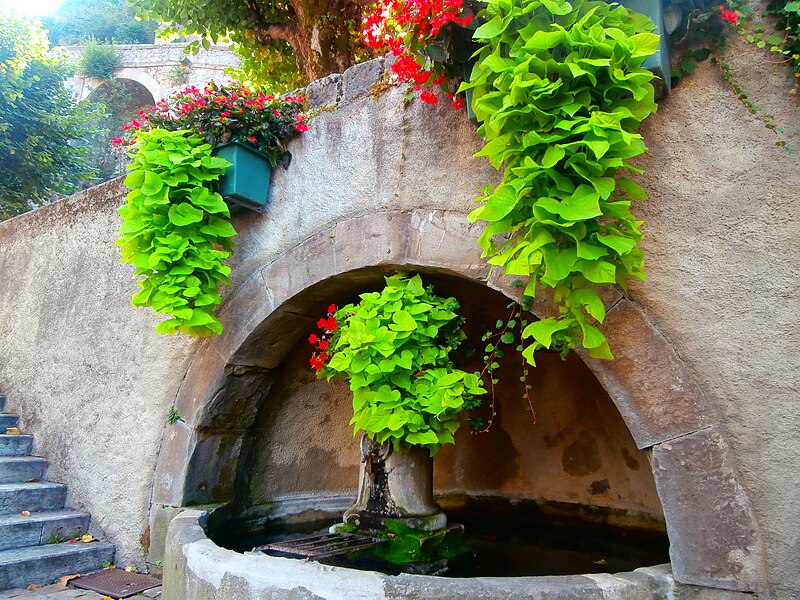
[
  {"x1": 117, "y1": 128, "x2": 235, "y2": 337},
  {"x1": 460, "y1": 0, "x2": 658, "y2": 364},
  {"x1": 316, "y1": 274, "x2": 486, "y2": 455}
]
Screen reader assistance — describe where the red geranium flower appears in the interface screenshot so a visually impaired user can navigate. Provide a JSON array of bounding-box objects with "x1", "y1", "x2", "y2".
[
  {"x1": 719, "y1": 4, "x2": 738, "y2": 23},
  {"x1": 328, "y1": 304, "x2": 337, "y2": 314},
  {"x1": 308, "y1": 334, "x2": 318, "y2": 344},
  {"x1": 420, "y1": 90, "x2": 438, "y2": 104},
  {"x1": 319, "y1": 339, "x2": 329, "y2": 350},
  {"x1": 317, "y1": 318, "x2": 328, "y2": 329},
  {"x1": 326, "y1": 316, "x2": 338, "y2": 332}
]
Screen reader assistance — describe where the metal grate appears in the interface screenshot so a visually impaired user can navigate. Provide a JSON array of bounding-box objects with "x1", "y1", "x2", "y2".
[
  {"x1": 72, "y1": 567, "x2": 161, "y2": 599},
  {"x1": 255, "y1": 532, "x2": 388, "y2": 560}
]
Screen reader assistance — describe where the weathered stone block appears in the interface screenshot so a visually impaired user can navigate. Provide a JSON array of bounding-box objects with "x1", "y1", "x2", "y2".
[
  {"x1": 261, "y1": 231, "x2": 338, "y2": 311},
  {"x1": 579, "y1": 298, "x2": 716, "y2": 448},
  {"x1": 211, "y1": 271, "x2": 274, "y2": 365},
  {"x1": 333, "y1": 211, "x2": 411, "y2": 271},
  {"x1": 151, "y1": 420, "x2": 194, "y2": 506},
  {"x1": 341, "y1": 58, "x2": 385, "y2": 103},
  {"x1": 229, "y1": 310, "x2": 315, "y2": 369},
  {"x1": 305, "y1": 73, "x2": 342, "y2": 110},
  {"x1": 147, "y1": 503, "x2": 185, "y2": 569},
  {"x1": 408, "y1": 209, "x2": 488, "y2": 281},
  {"x1": 651, "y1": 427, "x2": 765, "y2": 592}
]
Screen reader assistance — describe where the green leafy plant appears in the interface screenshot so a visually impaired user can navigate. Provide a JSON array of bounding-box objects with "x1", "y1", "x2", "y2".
[
  {"x1": 459, "y1": 0, "x2": 659, "y2": 366},
  {"x1": 309, "y1": 274, "x2": 486, "y2": 455},
  {"x1": 46, "y1": 532, "x2": 65, "y2": 544},
  {"x1": 115, "y1": 82, "x2": 308, "y2": 337},
  {"x1": 117, "y1": 128, "x2": 235, "y2": 336},
  {"x1": 78, "y1": 38, "x2": 121, "y2": 78},
  {"x1": 114, "y1": 81, "x2": 308, "y2": 167},
  {"x1": 167, "y1": 407, "x2": 182, "y2": 424},
  {"x1": 339, "y1": 519, "x2": 470, "y2": 565}
]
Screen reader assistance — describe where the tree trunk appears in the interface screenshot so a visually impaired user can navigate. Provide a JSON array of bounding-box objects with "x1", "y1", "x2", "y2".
[
  {"x1": 251, "y1": 0, "x2": 365, "y2": 83},
  {"x1": 338, "y1": 434, "x2": 448, "y2": 532}
]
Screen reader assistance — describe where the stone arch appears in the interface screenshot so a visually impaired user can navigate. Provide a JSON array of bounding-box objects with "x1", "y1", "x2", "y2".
[
  {"x1": 87, "y1": 78, "x2": 155, "y2": 112},
  {"x1": 150, "y1": 208, "x2": 765, "y2": 594},
  {"x1": 110, "y1": 69, "x2": 162, "y2": 102}
]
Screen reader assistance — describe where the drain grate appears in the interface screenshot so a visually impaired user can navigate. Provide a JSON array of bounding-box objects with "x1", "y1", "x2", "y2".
[
  {"x1": 72, "y1": 567, "x2": 161, "y2": 598},
  {"x1": 255, "y1": 532, "x2": 389, "y2": 560}
]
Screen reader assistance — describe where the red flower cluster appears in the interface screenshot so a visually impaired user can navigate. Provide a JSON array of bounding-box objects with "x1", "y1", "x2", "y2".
[
  {"x1": 361, "y1": 0, "x2": 469, "y2": 109},
  {"x1": 309, "y1": 304, "x2": 338, "y2": 371},
  {"x1": 719, "y1": 4, "x2": 739, "y2": 24},
  {"x1": 112, "y1": 81, "x2": 308, "y2": 167}
]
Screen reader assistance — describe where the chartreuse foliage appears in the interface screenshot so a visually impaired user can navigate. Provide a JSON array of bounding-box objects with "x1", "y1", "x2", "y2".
[
  {"x1": 322, "y1": 274, "x2": 485, "y2": 456},
  {"x1": 117, "y1": 128, "x2": 236, "y2": 337},
  {"x1": 460, "y1": 0, "x2": 658, "y2": 363}
]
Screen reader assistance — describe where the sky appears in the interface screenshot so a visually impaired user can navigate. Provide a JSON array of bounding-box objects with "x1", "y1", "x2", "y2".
[{"x1": 0, "y1": 0, "x2": 64, "y2": 17}]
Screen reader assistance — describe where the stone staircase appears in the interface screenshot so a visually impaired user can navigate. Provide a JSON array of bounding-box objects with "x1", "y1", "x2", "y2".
[{"x1": 0, "y1": 394, "x2": 114, "y2": 590}]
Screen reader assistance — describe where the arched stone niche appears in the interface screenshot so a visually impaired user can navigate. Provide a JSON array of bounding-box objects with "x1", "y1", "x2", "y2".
[
  {"x1": 149, "y1": 208, "x2": 766, "y2": 594},
  {"x1": 86, "y1": 78, "x2": 155, "y2": 110}
]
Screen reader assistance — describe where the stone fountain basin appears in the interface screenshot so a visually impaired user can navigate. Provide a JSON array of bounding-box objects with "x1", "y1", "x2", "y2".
[{"x1": 163, "y1": 507, "x2": 679, "y2": 600}]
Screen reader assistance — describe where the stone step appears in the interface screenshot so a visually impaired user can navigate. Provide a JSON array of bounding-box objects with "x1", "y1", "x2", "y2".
[
  {"x1": 0, "y1": 482, "x2": 66, "y2": 515},
  {"x1": 0, "y1": 416, "x2": 19, "y2": 431},
  {"x1": 0, "y1": 541, "x2": 115, "y2": 589},
  {"x1": 0, "y1": 510, "x2": 90, "y2": 552},
  {"x1": 0, "y1": 435, "x2": 32, "y2": 457},
  {"x1": 0, "y1": 457, "x2": 46, "y2": 484}
]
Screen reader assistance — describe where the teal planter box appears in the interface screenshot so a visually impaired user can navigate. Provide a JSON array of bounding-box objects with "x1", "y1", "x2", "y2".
[
  {"x1": 214, "y1": 141, "x2": 272, "y2": 212},
  {"x1": 615, "y1": 0, "x2": 671, "y2": 97}
]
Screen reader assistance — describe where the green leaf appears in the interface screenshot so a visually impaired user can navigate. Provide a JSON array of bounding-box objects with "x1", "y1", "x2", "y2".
[
  {"x1": 141, "y1": 171, "x2": 164, "y2": 196},
  {"x1": 168, "y1": 203, "x2": 204, "y2": 226},
  {"x1": 200, "y1": 216, "x2": 237, "y2": 238},
  {"x1": 390, "y1": 310, "x2": 417, "y2": 331},
  {"x1": 522, "y1": 317, "x2": 571, "y2": 347}
]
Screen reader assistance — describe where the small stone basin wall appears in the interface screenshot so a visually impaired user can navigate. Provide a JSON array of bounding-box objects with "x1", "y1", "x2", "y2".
[{"x1": 163, "y1": 508, "x2": 678, "y2": 600}]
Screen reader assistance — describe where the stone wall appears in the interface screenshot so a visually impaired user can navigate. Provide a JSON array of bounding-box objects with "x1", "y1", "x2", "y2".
[{"x1": 0, "y1": 43, "x2": 798, "y2": 599}]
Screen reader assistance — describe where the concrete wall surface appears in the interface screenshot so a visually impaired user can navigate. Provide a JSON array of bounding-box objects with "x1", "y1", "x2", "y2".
[{"x1": 0, "y1": 38, "x2": 797, "y2": 599}]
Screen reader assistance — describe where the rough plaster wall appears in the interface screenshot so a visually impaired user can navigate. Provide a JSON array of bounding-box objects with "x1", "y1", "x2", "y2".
[
  {"x1": 0, "y1": 180, "x2": 198, "y2": 566},
  {"x1": 632, "y1": 61, "x2": 800, "y2": 598}
]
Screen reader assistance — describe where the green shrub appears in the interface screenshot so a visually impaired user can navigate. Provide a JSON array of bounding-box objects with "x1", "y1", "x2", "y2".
[{"x1": 79, "y1": 38, "x2": 121, "y2": 78}]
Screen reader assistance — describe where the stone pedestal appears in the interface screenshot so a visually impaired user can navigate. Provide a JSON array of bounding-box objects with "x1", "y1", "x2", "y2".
[{"x1": 337, "y1": 435, "x2": 447, "y2": 532}]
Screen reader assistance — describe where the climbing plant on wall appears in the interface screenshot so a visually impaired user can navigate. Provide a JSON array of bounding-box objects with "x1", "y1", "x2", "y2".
[
  {"x1": 364, "y1": 0, "x2": 658, "y2": 367},
  {"x1": 461, "y1": 0, "x2": 658, "y2": 364}
]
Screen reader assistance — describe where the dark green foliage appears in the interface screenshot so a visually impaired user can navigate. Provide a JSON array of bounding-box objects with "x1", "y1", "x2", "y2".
[
  {"x1": 354, "y1": 520, "x2": 471, "y2": 566},
  {"x1": 128, "y1": 0, "x2": 372, "y2": 86},
  {"x1": 0, "y1": 12, "x2": 101, "y2": 221},
  {"x1": 78, "y1": 38, "x2": 121, "y2": 78},
  {"x1": 42, "y1": 0, "x2": 156, "y2": 45},
  {"x1": 766, "y1": 0, "x2": 800, "y2": 74}
]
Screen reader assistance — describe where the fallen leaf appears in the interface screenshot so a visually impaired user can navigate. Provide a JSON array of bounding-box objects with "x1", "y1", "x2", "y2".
[
  {"x1": 21, "y1": 511, "x2": 30, "y2": 517},
  {"x1": 80, "y1": 534, "x2": 95, "y2": 543},
  {"x1": 6, "y1": 427, "x2": 20, "y2": 435},
  {"x1": 101, "y1": 597, "x2": 114, "y2": 600},
  {"x1": 26, "y1": 584, "x2": 42, "y2": 590},
  {"x1": 58, "y1": 574, "x2": 79, "y2": 586},
  {"x1": 25, "y1": 478, "x2": 39, "y2": 483}
]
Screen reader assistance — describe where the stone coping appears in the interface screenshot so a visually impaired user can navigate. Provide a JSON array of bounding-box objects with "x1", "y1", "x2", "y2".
[{"x1": 164, "y1": 508, "x2": 683, "y2": 600}]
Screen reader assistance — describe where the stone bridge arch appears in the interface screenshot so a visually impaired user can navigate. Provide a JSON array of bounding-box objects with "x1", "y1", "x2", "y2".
[
  {"x1": 64, "y1": 43, "x2": 241, "y2": 102},
  {"x1": 149, "y1": 208, "x2": 766, "y2": 594}
]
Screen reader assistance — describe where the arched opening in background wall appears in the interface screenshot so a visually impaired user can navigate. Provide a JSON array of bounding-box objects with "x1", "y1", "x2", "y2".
[
  {"x1": 84, "y1": 79, "x2": 155, "y2": 183},
  {"x1": 149, "y1": 209, "x2": 765, "y2": 594}
]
